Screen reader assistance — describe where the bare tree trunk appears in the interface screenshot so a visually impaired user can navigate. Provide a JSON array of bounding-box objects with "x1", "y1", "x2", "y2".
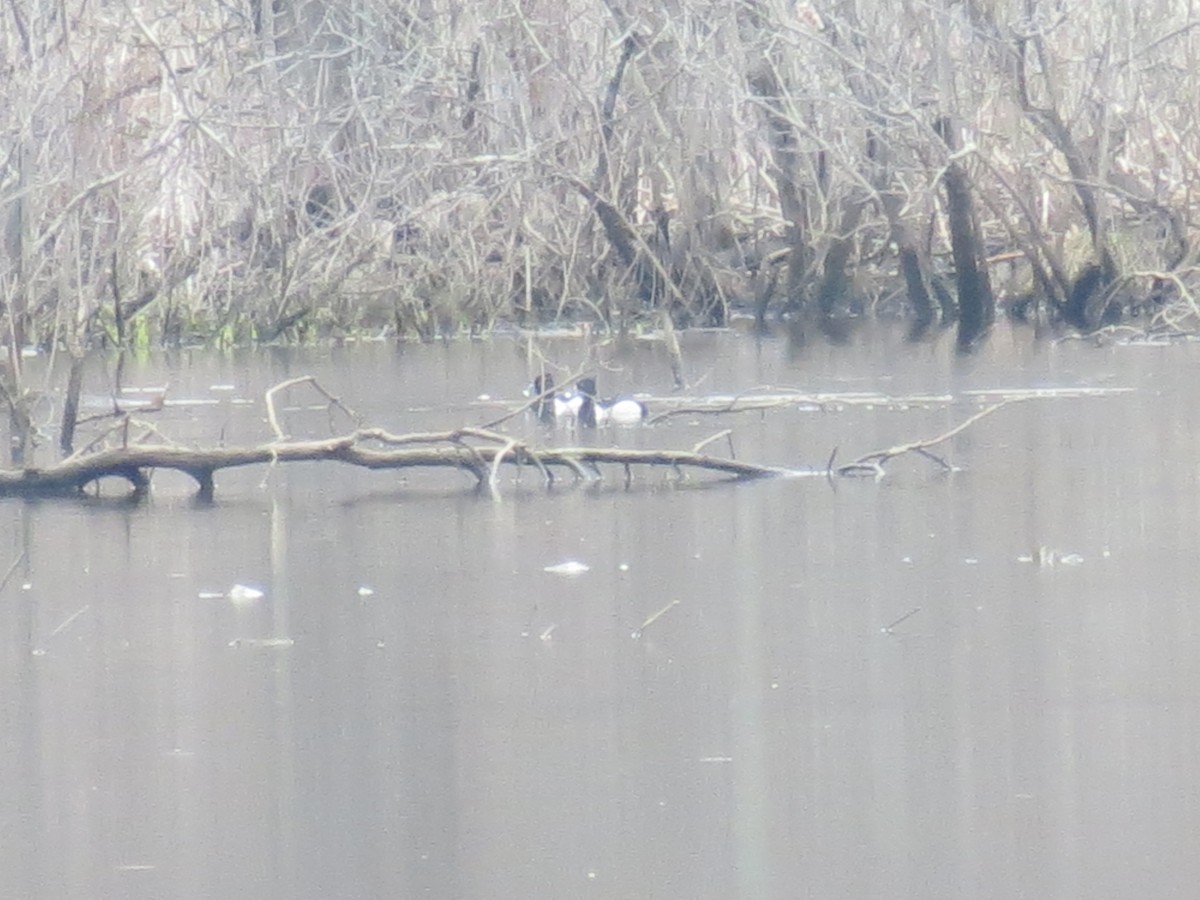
[
  {"x1": 739, "y1": 2, "x2": 812, "y2": 322},
  {"x1": 1015, "y1": 32, "x2": 1118, "y2": 329},
  {"x1": 869, "y1": 128, "x2": 939, "y2": 334},
  {"x1": 935, "y1": 117, "x2": 995, "y2": 349},
  {"x1": 815, "y1": 197, "x2": 865, "y2": 319},
  {"x1": 59, "y1": 353, "x2": 86, "y2": 457}
]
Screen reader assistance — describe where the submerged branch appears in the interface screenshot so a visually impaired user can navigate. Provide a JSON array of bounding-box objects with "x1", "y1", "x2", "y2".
[{"x1": 837, "y1": 400, "x2": 1018, "y2": 477}]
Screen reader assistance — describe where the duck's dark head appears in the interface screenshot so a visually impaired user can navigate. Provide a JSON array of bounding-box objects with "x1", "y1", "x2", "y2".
[{"x1": 575, "y1": 377, "x2": 599, "y2": 427}]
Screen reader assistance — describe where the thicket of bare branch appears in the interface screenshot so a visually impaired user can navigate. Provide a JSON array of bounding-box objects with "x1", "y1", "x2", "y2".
[{"x1": 2, "y1": 0, "x2": 1199, "y2": 355}]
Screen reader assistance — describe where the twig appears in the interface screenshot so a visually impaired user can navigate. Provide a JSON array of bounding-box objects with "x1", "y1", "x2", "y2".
[
  {"x1": 882, "y1": 607, "x2": 921, "y2": 634},
  {"x1": 633, "y1": 599, "x2": 680, "y2": 639},
  {"x1": 0, "y1": 550, "x2": 26, "y2": 594},
  {"x1": 691, "y1": 429, "x2": 732, "y2": 454},
  {"x1": 48, "y1": 604, "x2": 92, "y2": 639}
]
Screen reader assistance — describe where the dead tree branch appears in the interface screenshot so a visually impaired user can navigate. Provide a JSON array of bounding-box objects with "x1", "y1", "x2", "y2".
[{"x1": 836, "y1": 400, "x2": 1018, "y2": 477}]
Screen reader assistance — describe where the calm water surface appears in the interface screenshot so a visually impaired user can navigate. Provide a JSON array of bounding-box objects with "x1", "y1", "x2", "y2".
[{"x1": 2, "y1": 327, "x2": 1199, "y2": 899}]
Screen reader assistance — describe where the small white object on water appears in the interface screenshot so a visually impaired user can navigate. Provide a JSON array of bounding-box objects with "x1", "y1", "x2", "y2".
[
  {"x1": 357, "y1": 586, "x2": 375, "y2": 597},
  {"x1": 477, "y1": 393, "x2": 492, "y2": 401},
  {"x1": 228, "y1": 584, "x2": 265, "y2": 603},
  {"x1": 228, "y1": 637, "x2": 293, "y2": 648},
  {"x1": 618, "y1": 563, "x2": 630, "y2": 572},
  {"x1": 543, "y1": 560, "x2": 590, "y2": 576}
]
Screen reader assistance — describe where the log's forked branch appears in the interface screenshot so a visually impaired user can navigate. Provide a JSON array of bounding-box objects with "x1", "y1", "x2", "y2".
[
  {"x1": 692, "y1": 430, "x2": 733, "y2": 455},
  {"x1": 488, "y1": 439, "x2": 520, "y2": 497},
  {"x1": 265, "y1": 375, "x2": 362, "y2": 441}
]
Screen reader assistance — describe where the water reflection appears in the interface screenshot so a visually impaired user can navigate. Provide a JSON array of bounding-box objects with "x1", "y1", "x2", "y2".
[{"x1": 3, "y1": 329, "x2": 1200, "y2": 898}]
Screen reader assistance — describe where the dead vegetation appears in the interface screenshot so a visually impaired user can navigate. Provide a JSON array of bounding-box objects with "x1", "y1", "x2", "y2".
[
  {"x1": 2, "y1": 2, "x2": 1198, "y2": 466},
  {"x1": 2, "y1": 0, "x2": 1199, "y2": 354}
]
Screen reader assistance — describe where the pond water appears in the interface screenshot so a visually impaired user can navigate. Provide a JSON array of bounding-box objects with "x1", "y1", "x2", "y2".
[{"x1": 2, "y1": 325, "x2": 1199, "y2": 899}]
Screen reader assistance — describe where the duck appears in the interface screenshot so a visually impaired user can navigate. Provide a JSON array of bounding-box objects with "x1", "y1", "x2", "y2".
[
  {"x1": 525, "y1": 373, "x2": 583, "y2": 423},
  {"x1": 576, "y1": 376, "x2": 649, "y2": 427}
]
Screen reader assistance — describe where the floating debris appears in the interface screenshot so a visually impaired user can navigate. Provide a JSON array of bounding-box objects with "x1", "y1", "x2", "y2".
[
  {"x1": 49, "y1": 604, "x2": 91, "y2": 639},
  {"x1": 357, "y1": 586, "x2": 375, "y2": 597},
  {"x1": 539, "y1": 624, "x2": 557, "y2": 641},
  {"x1": 632, "y1": 599, "x2": 680, "y2": 639},
  {"x1": 1021, "y1": 547, "x2": 1085, "y2": 568},
  {"x1": 543, "y1": 560, "x2": 590, "y2": 576},
  {"x1": 881, "y1": 607, "x2": 922, "y2": 635},
  {"x1": 228, "y1": 637, "x2": 294, "y2": 648},
  {"x1": 227, "y1": 584, "x2": 265, "y2": 603}
]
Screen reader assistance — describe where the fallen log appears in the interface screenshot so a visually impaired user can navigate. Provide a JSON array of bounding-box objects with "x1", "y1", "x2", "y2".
[
  {"x1": 0, "y1": 428, "x2": 802, "y2": 500},
  {"x1": 0, "y1": 376, "x2": 1041, "y2": 501}
]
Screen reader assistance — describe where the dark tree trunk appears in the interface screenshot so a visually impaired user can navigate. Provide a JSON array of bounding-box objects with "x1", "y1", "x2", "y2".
[
  {"x1": 816, "y1": 199, "x2": 865, "y2": 318},
  {"x1": 1015, "y1": 35, "x2": 1120, "y2": 330},
  {"x1": 935, "y1": 117, "x2": 994, "y2": 350},
  {"x1": 59, "y1": 354, "x2": 86, "y2": 457}
]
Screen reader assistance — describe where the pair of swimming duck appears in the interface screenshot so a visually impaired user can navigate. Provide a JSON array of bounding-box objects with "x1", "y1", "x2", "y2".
[{"x1": 527, "y1": 374, "x2": 648, "y2": 426}]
